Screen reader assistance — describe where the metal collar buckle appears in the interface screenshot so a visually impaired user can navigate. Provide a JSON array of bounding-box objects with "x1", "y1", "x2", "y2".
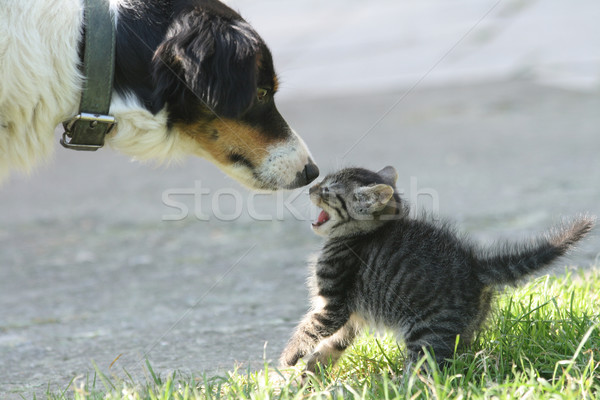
[{"x1": 61, "y1": 112, "x2": 117, "y2": 151}]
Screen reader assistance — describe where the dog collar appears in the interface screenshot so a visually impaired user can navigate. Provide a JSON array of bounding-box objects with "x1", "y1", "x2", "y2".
[{"x1": 61, "y1": 0, "x2": 116, "y2": 151}]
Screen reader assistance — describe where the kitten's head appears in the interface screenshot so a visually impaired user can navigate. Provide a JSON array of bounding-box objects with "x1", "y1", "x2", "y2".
[{"x1": 309, "y1": 166, "x2": 406, "y2": 237}]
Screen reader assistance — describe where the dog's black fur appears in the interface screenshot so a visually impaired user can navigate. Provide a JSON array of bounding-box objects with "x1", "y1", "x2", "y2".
[{"x1": 115, "y1": 0, "x2": 274, "y2": 122}]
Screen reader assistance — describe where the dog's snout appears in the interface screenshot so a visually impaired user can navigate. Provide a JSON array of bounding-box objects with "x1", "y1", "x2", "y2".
[{"x1": 303, "y1": 162, "x2": 320, "y2": 185}]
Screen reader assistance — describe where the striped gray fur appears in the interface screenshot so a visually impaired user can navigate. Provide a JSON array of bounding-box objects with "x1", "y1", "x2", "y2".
[{"x1": 280, "y1": 166, "x2": 594, "y2": 373}]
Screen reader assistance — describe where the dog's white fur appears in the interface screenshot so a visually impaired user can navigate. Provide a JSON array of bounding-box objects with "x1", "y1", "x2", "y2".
[
  {"x1": 0, "y1": 0, "x2": 314, "y2": 189},
  {"x1": 0, "y1": 0, "x2": 83, "y2": 181}
]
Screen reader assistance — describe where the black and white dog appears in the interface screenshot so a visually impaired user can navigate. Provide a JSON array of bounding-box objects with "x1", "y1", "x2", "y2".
[{"x1": 0, "y1": 0, "x2": 319, "y2": 190}]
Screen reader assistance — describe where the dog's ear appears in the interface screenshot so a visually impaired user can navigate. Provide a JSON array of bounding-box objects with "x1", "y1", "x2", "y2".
[{"x1": 152, "y1": 14, "x2": 260, "y2": 120}]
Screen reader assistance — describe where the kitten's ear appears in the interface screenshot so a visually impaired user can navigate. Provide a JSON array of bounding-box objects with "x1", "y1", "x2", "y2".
[
  {"x1": 377, "y1": 166, "x2": 398, "y2": 185},
  {"x1": 355, "y1": 184, "x2": 394, "y2": 213}
]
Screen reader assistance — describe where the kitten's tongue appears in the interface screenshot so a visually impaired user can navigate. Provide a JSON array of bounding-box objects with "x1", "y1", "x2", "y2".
[{"x1": 314, "y1": 210, "x2": 330, "y2": 226}]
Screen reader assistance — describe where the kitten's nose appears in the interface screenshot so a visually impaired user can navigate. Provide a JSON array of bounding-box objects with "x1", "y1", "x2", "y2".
[{"x1": 309, "y1": 183, "x2": 320, "y2": 195}]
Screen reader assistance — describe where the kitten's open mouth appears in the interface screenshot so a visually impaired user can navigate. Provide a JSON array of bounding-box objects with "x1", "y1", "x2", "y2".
[{"x1": 312, "y1": 210, "x2": 330, "y2": 227}]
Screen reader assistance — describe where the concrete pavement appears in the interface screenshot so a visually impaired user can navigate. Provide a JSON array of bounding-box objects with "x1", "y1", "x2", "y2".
[{"x1": 1, "y1": 80, "x2": 599, "y2": 398}]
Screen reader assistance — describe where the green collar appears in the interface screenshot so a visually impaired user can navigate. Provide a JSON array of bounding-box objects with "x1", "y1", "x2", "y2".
[{"x1": 61, "y1": 0, "x2": 116, "y2": 151}]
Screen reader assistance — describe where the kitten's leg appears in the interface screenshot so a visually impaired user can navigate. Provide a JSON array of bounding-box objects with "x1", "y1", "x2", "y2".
[
  {"x1": 405, "y1": 333, "x2": 456, "y2": 367},
  {"x1": 280, "y1": 299, "x2": 350, "y2": 368},
  {"x1": 304, "y1": 316, "x2": 362, "y2": 373}
]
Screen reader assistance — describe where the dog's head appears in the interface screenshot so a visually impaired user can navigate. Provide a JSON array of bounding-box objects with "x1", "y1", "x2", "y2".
[{"x1": 150, "y1": 1, "x2": 318, "y2": 190}]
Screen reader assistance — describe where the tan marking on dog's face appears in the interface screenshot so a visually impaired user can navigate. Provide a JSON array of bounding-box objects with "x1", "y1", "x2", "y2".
[
  {"x1": 173, "y1": 117, "x2": 317, "y2": 190},
  {"x1": 177, "y1": 118, "x2": 274, "y2": 169}
]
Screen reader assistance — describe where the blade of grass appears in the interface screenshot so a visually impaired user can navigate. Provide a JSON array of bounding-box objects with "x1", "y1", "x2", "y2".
[{"x1": 146, "y1": 359, "x2": 162, "y2": 386}]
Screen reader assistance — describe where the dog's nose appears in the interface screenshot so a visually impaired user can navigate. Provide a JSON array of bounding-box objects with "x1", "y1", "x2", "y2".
[
  {"x1": 303, "y1": 162, "x2": 320, "y2": 185},
  {"x1": 287, "y1": 161, "x2": 320, "y2": 189}
]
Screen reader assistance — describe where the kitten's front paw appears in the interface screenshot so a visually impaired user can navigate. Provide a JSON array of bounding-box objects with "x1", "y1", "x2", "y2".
[
  {"x1": 279, "y1": 348, "x2": 303, "y2": 368},
  {"x1": 304, "y1": 353, "x2": 320, "y2": 374}
]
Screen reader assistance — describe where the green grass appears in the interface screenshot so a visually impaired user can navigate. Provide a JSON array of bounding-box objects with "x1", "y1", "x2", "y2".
[{"x1": 49, "y1": 268, "x2": 599, "y2": 400}]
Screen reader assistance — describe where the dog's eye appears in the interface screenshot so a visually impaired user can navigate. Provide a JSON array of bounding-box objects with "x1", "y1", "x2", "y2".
[{"x1": 256, "y1": 87, "x2": 269, "y2": 102}]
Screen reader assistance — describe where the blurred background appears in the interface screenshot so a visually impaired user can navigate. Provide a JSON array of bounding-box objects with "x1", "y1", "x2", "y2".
[{"x1": 1, "y1": 0, "x2": 599, "y2": 397}]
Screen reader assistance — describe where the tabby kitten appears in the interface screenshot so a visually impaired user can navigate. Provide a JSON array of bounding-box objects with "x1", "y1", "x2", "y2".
[{"x1": 280, "y1": 166, "x2": 594, "y2": 373}]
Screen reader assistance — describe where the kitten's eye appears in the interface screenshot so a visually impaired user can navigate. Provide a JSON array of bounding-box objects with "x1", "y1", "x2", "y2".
[
  {"x1": 256, "y1": 87, "x2": 269, "y2": 102},
  {"x1": 321, "y1": 187, "x2": 330, "y2": 194}
]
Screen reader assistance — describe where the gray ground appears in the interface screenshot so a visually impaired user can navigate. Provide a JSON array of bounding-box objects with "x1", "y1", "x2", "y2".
[{"x1": 1, "y1": 80, "x2": 599, "y2": 398}]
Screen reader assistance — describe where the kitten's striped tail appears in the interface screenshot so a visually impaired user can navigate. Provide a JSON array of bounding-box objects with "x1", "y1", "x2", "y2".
[{"x1": 476, "y1": 215, "x2": 595, "y2": 285}]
